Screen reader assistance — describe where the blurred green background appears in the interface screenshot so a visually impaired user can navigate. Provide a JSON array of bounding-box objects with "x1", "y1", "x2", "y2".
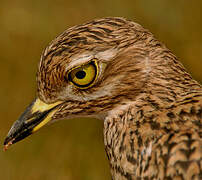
[{"x1": 0, "y1": 0, "x2": 201, "y2": 179}]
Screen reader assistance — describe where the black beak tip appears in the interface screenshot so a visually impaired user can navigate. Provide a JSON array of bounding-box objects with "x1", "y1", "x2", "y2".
[
  {"x1": 4, "y1": 136, "x2": 10, "y2": 146},
  {"x1": 3, "y1": 128, "x2": 32, "y2": 151},
  {"x1": 3, "y1": 136, "x2": 14, "y2": 151}
]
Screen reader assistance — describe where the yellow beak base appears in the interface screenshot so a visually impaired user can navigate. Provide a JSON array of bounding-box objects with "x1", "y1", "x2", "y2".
[{"x1": 4, "y1": 98, "x2": 62, "y2": 150}]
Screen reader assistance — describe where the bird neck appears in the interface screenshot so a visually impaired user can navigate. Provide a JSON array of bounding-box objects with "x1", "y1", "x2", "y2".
[
  {"x1": 143, "y1": 37, "x2": 202, "y2": 101},
  {"x1": 105, "y1": 39, "x2": 202, "y2": 129}
]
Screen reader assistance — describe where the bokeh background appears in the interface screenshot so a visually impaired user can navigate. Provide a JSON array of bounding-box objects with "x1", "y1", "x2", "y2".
[{"x1": 0, "y1": 0, "x2": 201, "y2": 179}]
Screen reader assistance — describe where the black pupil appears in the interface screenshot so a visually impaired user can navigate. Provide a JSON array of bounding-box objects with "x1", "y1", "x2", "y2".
[{"x1": 75, "y1": 70, "x2": 86, "y2": 79}]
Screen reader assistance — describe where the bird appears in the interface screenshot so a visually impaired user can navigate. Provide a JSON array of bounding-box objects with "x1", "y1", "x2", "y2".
[{"x1": 4, "y1": 17, "x2": 202, "y2": 179}]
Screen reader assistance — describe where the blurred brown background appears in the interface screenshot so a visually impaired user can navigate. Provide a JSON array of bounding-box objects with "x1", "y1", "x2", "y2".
[{"x1": 0, "y1": 0, "x2": 201, "y2": 179}]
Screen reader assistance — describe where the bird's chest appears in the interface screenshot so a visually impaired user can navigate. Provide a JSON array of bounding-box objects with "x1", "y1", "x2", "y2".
[{"x1": 103, "y1": 116, "x2": 160, "y2": 180}]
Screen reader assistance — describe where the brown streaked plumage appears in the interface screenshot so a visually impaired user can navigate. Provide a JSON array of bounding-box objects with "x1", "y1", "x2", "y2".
[{"x1": 4, "y1": 17, "x2": 202, "y2": 179}]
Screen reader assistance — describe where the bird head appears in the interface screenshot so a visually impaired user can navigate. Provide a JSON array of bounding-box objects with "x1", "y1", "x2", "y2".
[{"x1": 4, "y1": 17, "x2": 153, "y2": 150}]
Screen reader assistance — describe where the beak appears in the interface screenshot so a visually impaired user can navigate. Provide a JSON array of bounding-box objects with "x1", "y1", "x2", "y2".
[{"x1": 3, "y1": 98, "x2": 62, "y2": 151}]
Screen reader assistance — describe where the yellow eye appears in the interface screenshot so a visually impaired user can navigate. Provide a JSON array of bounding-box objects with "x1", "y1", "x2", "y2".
[{"x1": 68, "y1": 60, "x2": 98, "y2": 89}]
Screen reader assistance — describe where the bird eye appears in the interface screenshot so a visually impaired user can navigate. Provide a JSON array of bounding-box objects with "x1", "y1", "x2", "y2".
[{"x1": 68, "y1": 60, "x2": 98, "y2": 89}]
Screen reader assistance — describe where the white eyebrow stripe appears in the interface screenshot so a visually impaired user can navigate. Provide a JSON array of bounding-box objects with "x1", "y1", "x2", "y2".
[
  {"x1": 66, "y1": 53, "x2": 94, "y2": 71},
  {"x1": 66, "y1": 48, "x2": 118, "y2": 71},
  {"x1": 95, "y1": 48, "x2": 118, "y2": 61}
]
